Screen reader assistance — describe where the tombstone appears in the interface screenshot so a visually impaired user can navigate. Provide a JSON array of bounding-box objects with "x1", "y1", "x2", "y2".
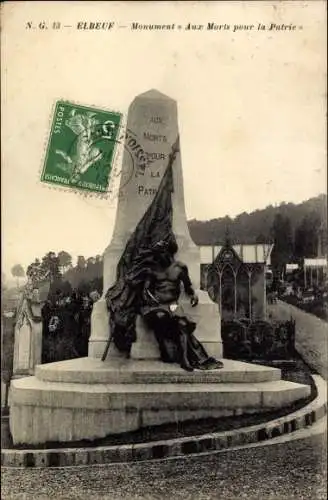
[
  {"x1": 12, "y1": 291, "x2": 43, "y2": 377},
  {"x1": 89, "y1": 89, "x2": 222, "y2": 360}
]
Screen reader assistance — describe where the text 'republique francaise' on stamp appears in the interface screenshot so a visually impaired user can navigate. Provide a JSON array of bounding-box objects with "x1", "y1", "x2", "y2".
[{"x1": 40, "y1": 100, "x2": 123, "y2": 198}]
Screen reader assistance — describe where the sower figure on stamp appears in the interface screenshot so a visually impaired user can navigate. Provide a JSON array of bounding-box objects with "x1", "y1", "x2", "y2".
[{"x1": 103, "y1": 137, "x2": 223, "y2": 371}]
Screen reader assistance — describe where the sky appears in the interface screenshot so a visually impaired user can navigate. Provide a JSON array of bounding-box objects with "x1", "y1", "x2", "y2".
[{"x1": 2, "y1": 1, "x2": 326, "y2": 277}]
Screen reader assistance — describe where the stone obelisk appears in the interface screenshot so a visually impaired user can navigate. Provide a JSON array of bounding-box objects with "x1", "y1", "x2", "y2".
[{"x1": 89, "y1": 90, "x2": 222, "y2": 359}]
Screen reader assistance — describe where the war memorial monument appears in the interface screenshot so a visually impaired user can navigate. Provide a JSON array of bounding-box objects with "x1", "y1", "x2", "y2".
[{"x1": 9, "y1": 90, "x2": 310, "y2": 445}]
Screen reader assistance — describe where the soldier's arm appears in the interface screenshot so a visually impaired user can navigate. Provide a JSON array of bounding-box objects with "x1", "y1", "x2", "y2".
[
  {"x1": 179, "y1": 263, "x2": 194, "y2": 296},
  {"x1": 179, "y1": 263, "x2": 199, "y2": 306}
]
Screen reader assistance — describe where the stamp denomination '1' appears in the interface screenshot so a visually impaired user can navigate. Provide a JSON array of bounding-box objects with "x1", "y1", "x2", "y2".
[{"x1": 41, "y1": 101, "x2": 122, "y2": 193}]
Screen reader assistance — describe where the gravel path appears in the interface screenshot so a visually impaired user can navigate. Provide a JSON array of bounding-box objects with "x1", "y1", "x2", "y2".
[
  {"x1": 268, "y1": 301, "x2": 328, "y2": 379},
  {"x1": 2, "y1": 431, "x2": 326, "y2": 500}
]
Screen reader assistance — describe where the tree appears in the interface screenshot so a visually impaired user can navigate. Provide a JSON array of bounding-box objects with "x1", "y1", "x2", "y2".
[
  {"x1": 77, "y1": 256, "x2": 86, "y2": 269},
  {"x1": 77, "y1": 279, "x2": 91, "y2": 295},
  {"x1": 86, "y1": 257, "x2": 96, "y2": 267},
  {"x1": 90, "y1": 276, "x2": 103, "y2": 295},
  {"x1": 41, "y1": 252, "x2": 61, "y2": 283},
  {"x1": 270, "y1": 214, "x2": 294, "y2": 277},
  {"x1": 48, "y1": 279, "x2": 72, "y2": 299},
  {"x1": 294, "y1": 211, "x2": 321, "y2": 260},
  {"x1": 26, "y1": 258, "x2": 42, "y2": 282},
  {"x1": 188, "y1": 194, "x2": 326, "y2": 246},
  {"x1": 255, "y1": 233, "x2": 267, "y2": 244},
  {"x1": 58, "y1": 251, "x2": 72, "y2": 274},
  {"x1": 11, "y1": 264, "x2": 25, "y2": 288}
]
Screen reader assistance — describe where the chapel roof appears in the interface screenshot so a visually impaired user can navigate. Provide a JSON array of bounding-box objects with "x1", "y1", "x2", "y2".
[{"x1": 199, "y1": 243, "x2": 274, "y2": 265}]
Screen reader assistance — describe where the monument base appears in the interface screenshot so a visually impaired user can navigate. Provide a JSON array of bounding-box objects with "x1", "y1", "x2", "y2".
[
  {"x1": 88, "y1": 290, "x2": 223, "y2": 360},
  {"x1": 9, "y1": 357, "x2": 310, "y2": 445}
]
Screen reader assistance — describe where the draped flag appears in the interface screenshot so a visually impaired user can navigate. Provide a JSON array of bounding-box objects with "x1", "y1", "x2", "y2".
[{"x1": 103, "y1": 137, "x2": 180, "y2": 358}]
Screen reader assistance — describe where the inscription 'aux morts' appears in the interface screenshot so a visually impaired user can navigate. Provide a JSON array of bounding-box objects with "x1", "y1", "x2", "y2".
[{"x1": 144, "y1": 132, "x2": 167, "y2": 143}]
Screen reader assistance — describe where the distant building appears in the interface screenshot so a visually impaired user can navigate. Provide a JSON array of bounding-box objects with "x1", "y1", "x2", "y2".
[
  {"x1": 200, "y1": 242, "x2": 274, "y2": 321},
  {"x1": 302, "y1": 258, "x2": 328, "y2": 288},
  {"x1": 200, "y1": 243, "x2": 273, "y2": 268},
  {"x1": 286, "y1": 263, "x2": 299, "y2": 274}
]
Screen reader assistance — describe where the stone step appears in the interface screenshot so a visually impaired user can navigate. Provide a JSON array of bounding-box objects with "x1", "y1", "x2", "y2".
[
  {"x1": 10, "y1": 377, "x2": 311, "y2": 411},
  {"x1": 35, "y1": 358, "x2": 282, "y2": 385},
  {"x1": 9, "y1": 376, "x2": 311, "y2": 444},
  {"x1": 3, "y1": 376, "x2": 325, "y2": 466}
]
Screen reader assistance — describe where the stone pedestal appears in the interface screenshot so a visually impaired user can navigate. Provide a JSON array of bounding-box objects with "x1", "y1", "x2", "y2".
[
  {"x1": 9, "y1": 357, "x2": 311, "y2": 445},
  {"x1": 131, "y1": 317, "x2": 160, "y2": 360},
  {"x1": 89, "y1": 291, "x2": 222, "y2": 361},
  {"x1": 89, "y1": 89, "x2": 222, "y2": 359}
]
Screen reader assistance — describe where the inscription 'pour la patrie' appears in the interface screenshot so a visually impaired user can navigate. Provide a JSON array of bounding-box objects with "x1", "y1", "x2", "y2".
[{"x1": 136, "y1": 115, "x2": 168, "y2": 195}]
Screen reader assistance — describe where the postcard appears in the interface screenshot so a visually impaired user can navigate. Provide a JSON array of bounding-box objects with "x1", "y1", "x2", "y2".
[{"x1": 2, "y1": 1, "x2": 326, "y2": 498}]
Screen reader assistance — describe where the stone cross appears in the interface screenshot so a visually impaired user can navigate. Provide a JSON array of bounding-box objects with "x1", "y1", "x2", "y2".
[{"x1": 89, "y1": 90, "x2": 222, "y2": 360}]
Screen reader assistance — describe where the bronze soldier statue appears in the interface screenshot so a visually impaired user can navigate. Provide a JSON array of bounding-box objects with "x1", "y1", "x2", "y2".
[
  {"x1": 106, "y1": 240, "x2": 223, "y2": 371},
  {"x1": 137, "y1": 240, "x2": 223, "y2": 371}
]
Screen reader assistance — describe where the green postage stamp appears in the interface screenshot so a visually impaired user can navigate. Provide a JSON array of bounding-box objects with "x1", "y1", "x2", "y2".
[{"x1": 41, "y1": 101, "x2": 122, "y2": 193}]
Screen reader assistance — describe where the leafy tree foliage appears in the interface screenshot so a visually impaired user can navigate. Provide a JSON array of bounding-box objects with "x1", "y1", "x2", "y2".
[
  {"x1": 188, "y1": 194, "x2": 326, "y2": 247},
  {"x1": 58, "y1": 251, "x2": 73, "y2": 274},
  {"x1": 65, "y1": 255, "x2": 103, "y2": 294},
  {"x1": 11, "y1": 264, "x2": 25, "y2": 278},
  {"x1": 41, "y1": 252, "x2": 61, "y2": 282},
  {"x1": 77, "y1": 256, "x2": 86, "y2": 269},
  {"x1": 270, "y1": 214, "x2": 294, "y2": 274},
  {"x1": 11, "y1": 264, "x2": 25, "y2": 288},
  {"x1": 294, "y1": 211, "x2": 322, "y2": 260}
]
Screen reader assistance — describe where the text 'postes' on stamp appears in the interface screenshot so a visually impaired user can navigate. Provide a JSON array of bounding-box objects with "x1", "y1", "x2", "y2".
[{"x1": 41, "y1": 101, "x2": 122, "y2": 194}]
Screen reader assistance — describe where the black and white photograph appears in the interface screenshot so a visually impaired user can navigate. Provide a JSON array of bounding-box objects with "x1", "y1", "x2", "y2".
[{"x1": 1, "y1": 1, "x2": 327, "y2": 498}]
